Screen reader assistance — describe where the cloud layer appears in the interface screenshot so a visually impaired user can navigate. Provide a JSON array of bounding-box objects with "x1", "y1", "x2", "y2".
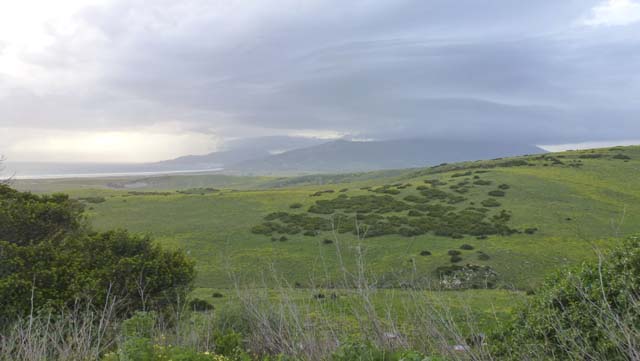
[{"x1": 1, "y1": 0, "x2": 639, "y2": 161}]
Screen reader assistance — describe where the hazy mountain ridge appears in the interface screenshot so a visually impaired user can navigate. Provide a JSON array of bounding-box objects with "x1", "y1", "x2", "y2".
[
  {"x1": 227, "y1": 139, "x2": 546, "y2": 174},
  {"x1": 5, "y1": 137, "x2": 545, "y2": 178}
]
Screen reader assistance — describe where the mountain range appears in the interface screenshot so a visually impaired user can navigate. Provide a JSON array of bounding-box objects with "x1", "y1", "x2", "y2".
[{"x1": 158, "y1": 137, "x2": 546, "y2": 174}]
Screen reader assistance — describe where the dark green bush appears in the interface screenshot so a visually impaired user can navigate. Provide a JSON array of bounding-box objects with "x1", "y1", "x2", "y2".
[
  {"x1": 488, "y1": 190, "x2": 506, "y2": 197},
  {"x1": 450, "y1": 255, "x2": 463, "y2": 263},
  {"x1": 498, "y1": 184, "x2": 510, "y2": 190},
  {"x1": 78, "y1": 196, "x2": 106, "y2": 204},
  {"x1": 289, "y1": 202, "x2": 303, "y2": 209},
  {"x1": 460, "y1": 244, "x2": 474, "y2": 250},
  {"x1": 481, "y1": 198, "x2": 501, "y2": 207},
  {"x1": 491, "y1": 236, "x2": 640, "y2": 360},
  {"x1": 473, "y1": 179, "x2": 492, "y2": 186},
  {"x1": 448, "y1": 250, "x2": 461, "y2": 256},
  {"x1": 323, "y1": 239, "x2": 334, "y2": 244},
  {"x1": 419, "y1": 250, "x2": 432, "y2": 256},
  {"x1": 477, "y1": 252, "x2": 491, "y2": 261},
  {"x1": 0, "y1": 184, "x2": 196, "y2": 325},
  {"x1": 212, "y1": 292, "x2": 224, "y2": 298},
  {"x1": 613, "y1": 153, "x2": 631, "y2": 160},
  {"x1": 578, "y1": 153, "x2": 604, "y2": 159},
  {"x1": 524, "y1": 227, "x2": 538, "y2": 234},
  {"x1": 188, "y1": 298, "x2": 214, "y2": 312}
]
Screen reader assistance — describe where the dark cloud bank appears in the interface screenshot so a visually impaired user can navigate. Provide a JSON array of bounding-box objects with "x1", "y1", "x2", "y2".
[{"x1": 1, "y1": 0, "x2": 640, "y2": 150}]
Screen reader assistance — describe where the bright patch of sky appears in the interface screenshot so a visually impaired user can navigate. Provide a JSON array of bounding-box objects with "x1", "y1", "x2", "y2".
[
  {"x1": 539, "y1": 139, "x2": 640, "y2": 152},
  {"x1": 582, "y1": 0, "x2": 640, "y2": 26}
]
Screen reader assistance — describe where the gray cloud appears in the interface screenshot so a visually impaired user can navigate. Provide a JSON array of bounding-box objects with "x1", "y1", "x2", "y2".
[{"x1": 1, "y1": 0, "x2": 639, "y2": 156}]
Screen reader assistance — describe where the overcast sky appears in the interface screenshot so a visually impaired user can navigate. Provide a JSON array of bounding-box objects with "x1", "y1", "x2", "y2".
[{"x1": 1, "y1": 0, "x2": 639, "y2": 162}]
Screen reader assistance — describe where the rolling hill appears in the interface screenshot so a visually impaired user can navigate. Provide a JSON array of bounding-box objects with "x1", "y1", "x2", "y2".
[{"x1": 28, "y1": 144, "x2": 634, "y2": 294}]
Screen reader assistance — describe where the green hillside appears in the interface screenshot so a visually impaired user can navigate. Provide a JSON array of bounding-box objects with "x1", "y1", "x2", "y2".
[{"x1": 63, "y1": 145, "x2": 640, "y2": 293}]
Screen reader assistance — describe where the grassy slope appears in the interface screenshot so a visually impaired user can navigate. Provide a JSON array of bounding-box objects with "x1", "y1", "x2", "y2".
[{"x1": 70, "y1": 146, "x2": 640, "y2": 294}]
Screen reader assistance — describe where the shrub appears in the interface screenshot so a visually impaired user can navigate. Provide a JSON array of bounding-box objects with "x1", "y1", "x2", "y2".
[
  {"x1": 279, "y1": 236, "x2": 288, "y2": 242},
  {"x1": 419, "y1": 250, "x2": 432, "y2": 256},
  {"x1": 188, "y1": 298, "x2": 214, "y2": 312},
  {"x1": 289, "y1": 202, "x2": 303, "y2": 209},
  {"x1": 613, "y1": 153, "x2": 631, "y2": 160},
  {"x1": 488, "y1": 190, "x2": 506, "y2": 197},
  {"x1": 212, "y1": 292, "x2": 224, "y2": 298},
  {"x1": 303, "y1": 230, "x2": 316, "y2": 236},
  {"x1": 451, "y1": 171, "x2": 473, "y2": 178},
  {"x1": 491, "y1": 236, "x2": 640, "y2": 359},
  {"x1": 481, "y1": 198, "x2": 501, "y2": 207},
  {"x1": 578, "y1": 153, "x2": 604, "y2": 159},
  {"x1": 498, "y1": 184, "x2": 510, "y2": 190},
  {"x1": 213, "y1": 330, "x2": 244, "y2": 357},
  {"x1": 477, "y1": 252, "x2": 491, "y2": 261},
  {"x1": 460, "y1": 244, "x2": 474, "y2": 250},
  {"x1": 78, "y1": 196, "x2": 106, "y2": 204},
  {"x1": 450, "y1": 255, "x2": 463, "y2": 263},
  {"x1": 323, "y1": 239, "x2": 334, "y2": 244},
  {"x1": 310, "y1": 190, "x2": 335, "y2": 197},
  {"x1": 524, "y1": 227, "x2": 538, "y2": 234},
  {"x1": 448, "y1": 250, "x2": 461, "y2": 256}
]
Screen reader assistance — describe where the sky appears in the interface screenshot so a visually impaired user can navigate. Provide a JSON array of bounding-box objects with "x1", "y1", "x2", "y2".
[{"x1": 1, "y1": 0, "x2": 639, "y2": 162}]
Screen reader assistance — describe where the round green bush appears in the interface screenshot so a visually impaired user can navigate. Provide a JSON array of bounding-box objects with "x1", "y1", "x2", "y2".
[
  {"x1": 420, "y1": 250, "x2": 432, "y2": 256},
  {"x1": 448, "y1": 250, "x2": 461, "y2": 256},
  {"x1": 488, "y1": 190, "x2": 506, "y2": 197},
  {"x1": 481, "y1": 198, "x2": 501, "y2": 207},
  {"x1": 450, "y1": 255, "x2": 463, "y2": 263},
  {"x1": 460, "y1": 244, "x2": 474, "y2": 250},
  {"x1": 188, "y1": 298, "x2": 214, "y2": 312},
  {"x1": 289, "y1": 202, "x2": 303, "y2": 209}
]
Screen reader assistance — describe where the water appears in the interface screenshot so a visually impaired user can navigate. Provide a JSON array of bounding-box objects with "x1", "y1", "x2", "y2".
[{"x1": 2, "y1": 162, "x2": 223, "y2": 180}]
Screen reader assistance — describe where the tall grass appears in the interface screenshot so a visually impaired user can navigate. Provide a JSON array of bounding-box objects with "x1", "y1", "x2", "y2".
[{"x1": 2, "y1": 231, "x2": 639, "y2": 360}]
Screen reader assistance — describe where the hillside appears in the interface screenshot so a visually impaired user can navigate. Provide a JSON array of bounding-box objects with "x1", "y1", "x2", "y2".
[
  {"x1": 229, "y1": 139, "x2": 545, "y2": 173},
  {"x1": 56, "y1": 145, "x2": 639, "y2": 293},
  {"x1": 150, "y1": 136, "x2": 328, "y2": 170}
]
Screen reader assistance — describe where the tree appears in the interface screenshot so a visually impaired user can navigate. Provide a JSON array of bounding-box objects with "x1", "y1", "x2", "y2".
[{"x1": 0, "y1": 185, "x2": 195, "y2": 324}]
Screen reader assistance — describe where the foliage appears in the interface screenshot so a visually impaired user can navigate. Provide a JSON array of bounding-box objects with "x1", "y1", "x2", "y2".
[
  {"x1": 488, "y1": 190, "x2": 506, "y2": 197},
  {"x1": 481, "y1": 198, "x2": 501, "y2": 207},
  {"x1": 189, "y1": 298, "x2": 215, "y2": 312},
  {"x1": 491, "y1": 236, "x2": 640, "y2": 360},
  {"x1": 0, "y1": 184, "x2": 195, "y2": 324},
  {"x1": 79, "y1": 196, "x2": 107, "y2": 204},
  {"x1": 104, "y1": 312, "x2": 234, "y2": 361},
  {"x1": 0, "y1": 184, "x2": 84, "y2": 246},
  {"x1": 177, "y1": 188, "x2": 220, "y2": 195}
]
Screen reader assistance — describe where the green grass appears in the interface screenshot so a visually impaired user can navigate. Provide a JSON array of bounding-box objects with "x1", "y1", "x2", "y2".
[{"x1": 82, "y1": 147, "x2": 639, "y2": 290}]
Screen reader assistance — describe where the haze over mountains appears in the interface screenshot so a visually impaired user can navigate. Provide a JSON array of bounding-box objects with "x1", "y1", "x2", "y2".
[
  {"x1": 144, "y1": 137, "x2": 546, "y2": 174},
  {"x1": 4, "y1": 136, "x2": 545, "y2": 178}
]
